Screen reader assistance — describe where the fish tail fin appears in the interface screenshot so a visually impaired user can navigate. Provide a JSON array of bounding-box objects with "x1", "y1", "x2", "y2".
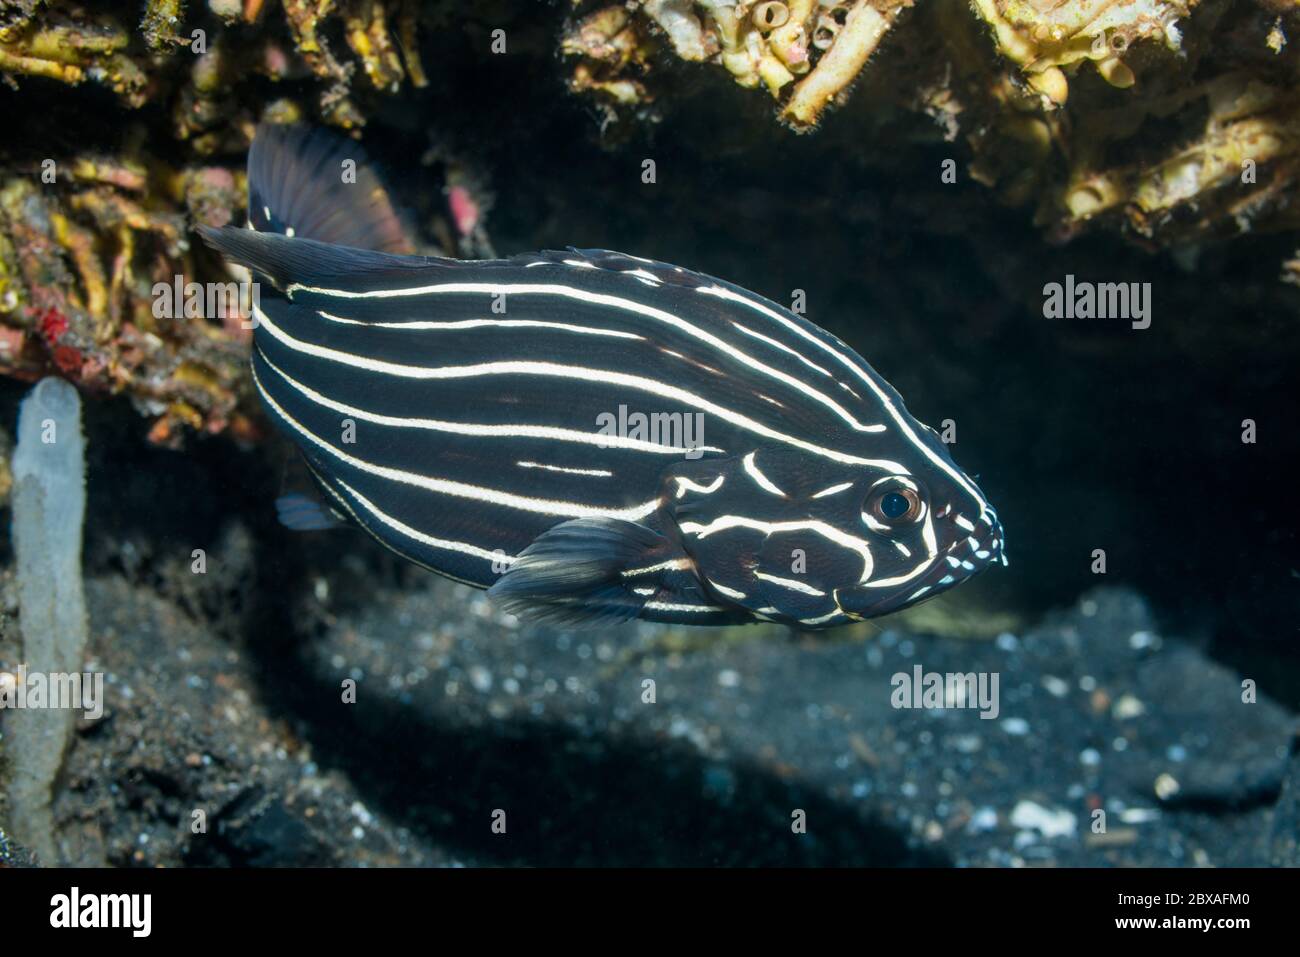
[
  {"x1": 487, "y1": 518, "x2": 669, "y2": 626},
  {"x1": 244, "y1": 123, "x2": 414, "y2": 253}
]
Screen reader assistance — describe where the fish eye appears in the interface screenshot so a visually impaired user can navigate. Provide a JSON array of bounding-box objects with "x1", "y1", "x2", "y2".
[
  {"x1": 880, "y1": 492, "x2": 911, "y2": 519},
  {"x1": 868, "y1": 486, "x2": 922, "y2": 524}
]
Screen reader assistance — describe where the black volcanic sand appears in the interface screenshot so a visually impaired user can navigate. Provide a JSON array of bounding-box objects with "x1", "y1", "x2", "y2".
[{"x1": 6, "y1": 562, "x2": 1297, "y2": 867}]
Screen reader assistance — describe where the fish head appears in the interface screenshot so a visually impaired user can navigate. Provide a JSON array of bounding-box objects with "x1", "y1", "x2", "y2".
[
  {"x1": 662, "y1": 433, "x2": 1003, "y2": 627},
  {"x1": 829, "y1": 425, "x2": 1005, "y2": 620}
]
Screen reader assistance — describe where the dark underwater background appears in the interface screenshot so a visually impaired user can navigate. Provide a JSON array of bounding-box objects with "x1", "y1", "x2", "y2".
[{"x1": 0, "y1": 1, "x2": 1296, "y2": 867}]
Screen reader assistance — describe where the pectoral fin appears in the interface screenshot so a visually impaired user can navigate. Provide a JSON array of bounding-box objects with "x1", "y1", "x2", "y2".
[
  {"x1": 275, "y1": 492, "x2": 346, "y2": 531},
  {"x1": 486, "y1": 517, "x2": 671, "y2": 626}
]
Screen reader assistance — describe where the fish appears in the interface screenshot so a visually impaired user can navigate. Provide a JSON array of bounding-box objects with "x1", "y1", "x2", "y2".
[{"x1": 201, "y1": 125, "x2": 1006, "y2": 629}]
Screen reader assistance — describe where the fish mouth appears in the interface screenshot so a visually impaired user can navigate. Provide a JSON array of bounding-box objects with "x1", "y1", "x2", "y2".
[
  {"x1": 937, "y1": 505, "x2": 1007, "y2": 577},
  {"x1": 833, "y1": 507, "x2": 1006, "y2": 621}
]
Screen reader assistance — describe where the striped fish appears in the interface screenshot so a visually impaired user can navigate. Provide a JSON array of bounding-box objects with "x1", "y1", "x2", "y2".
[{"x1": 202, "y1": 125, "x2": 1005, "y2": 629}]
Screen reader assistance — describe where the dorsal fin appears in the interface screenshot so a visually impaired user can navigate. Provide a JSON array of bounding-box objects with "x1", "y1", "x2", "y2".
[
  {"x1": 196, "y1": 226, "x2": 431, "y2": 292},
  {"x1": 531, "y1": 248, "x2": 716, "y2": 290},
  {"x1": 245, "y1": 124, "x2": 415, "y2": 253}
]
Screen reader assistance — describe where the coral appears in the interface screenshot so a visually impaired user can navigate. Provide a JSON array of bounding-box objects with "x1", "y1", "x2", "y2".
[
  {"x1": 1285, "y1": 248, "x2": 1300, "y2": 286},
  {"x1": 559, "y1": 0, "x2": 1300, "y2": 249},
  {"x1": 969, "y1": 0, "x2": 1196, "y2": 105},
  {"x1": 0, "y1": 164, "x2": 260, "y2": 447},
  {"x1": 1055, "y1": 73, "x2": 1300, "y2": 242},
  {"x1": 0, "y1": 0, "x2": 1296, "y2": 445},
  {"x1": 781, "y1": 1, "x2": 905, "y2": 128},
  {"x1": 0, "y1": 4, "x2": 149, "y2": 106},
  {"x1": 560, "y1": 4, "x2": 659, "y2": 125},
  {"x1": 0, "y1": 3, "x2": 464, "y2": 444},
  {"x1": 141, "y1": 0, "x2": 189, "y2": 52},
  {"x1": 560, "y1": 1, "x2": 911, "y2": 127},
  {"x1": 281, "y1": 0, "x2": 428, "y2": 127}
]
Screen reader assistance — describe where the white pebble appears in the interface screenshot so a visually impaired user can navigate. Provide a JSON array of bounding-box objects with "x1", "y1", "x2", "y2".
[
  {"x1": 1001, "y1": 717, "x2": 1030, "y2": 736},
  {"x1": 968, "y1": 806, "x2": 998, "y2": 833},
  {"x1": 1154, "y1": 773, "x2": 1181, "y2": 800},
  {"x1": 1119, "y1": 807, "x2": 1160, "y2": 824},
  {"x1": 1129, "y1": 630, "x2": 1158, "y2": 650},
  {"x1": 1010, "y1": 800, "x2": 1077, "y2": 839},
  {"x1": 1112, "y1": 694, "x2": 1145, "y2": 720},
  {"x1": 1041, "y1": 675, "x2": 1069, "y2": 698}
]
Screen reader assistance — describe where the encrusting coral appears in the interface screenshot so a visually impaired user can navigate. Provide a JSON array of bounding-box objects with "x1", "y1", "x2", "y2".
[
  {"x1": 0, "y1": 3, "x2": 148, "y2": 104},
  {"x1": 0, "y1": 156, "x2": 259, "y2": 446},
  {"x1": 562, "y1": 0, "x2": 1300, "y2": 243},
  {"x1": 0, "y1": 0, "x2": 479, "y2": 445}
]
